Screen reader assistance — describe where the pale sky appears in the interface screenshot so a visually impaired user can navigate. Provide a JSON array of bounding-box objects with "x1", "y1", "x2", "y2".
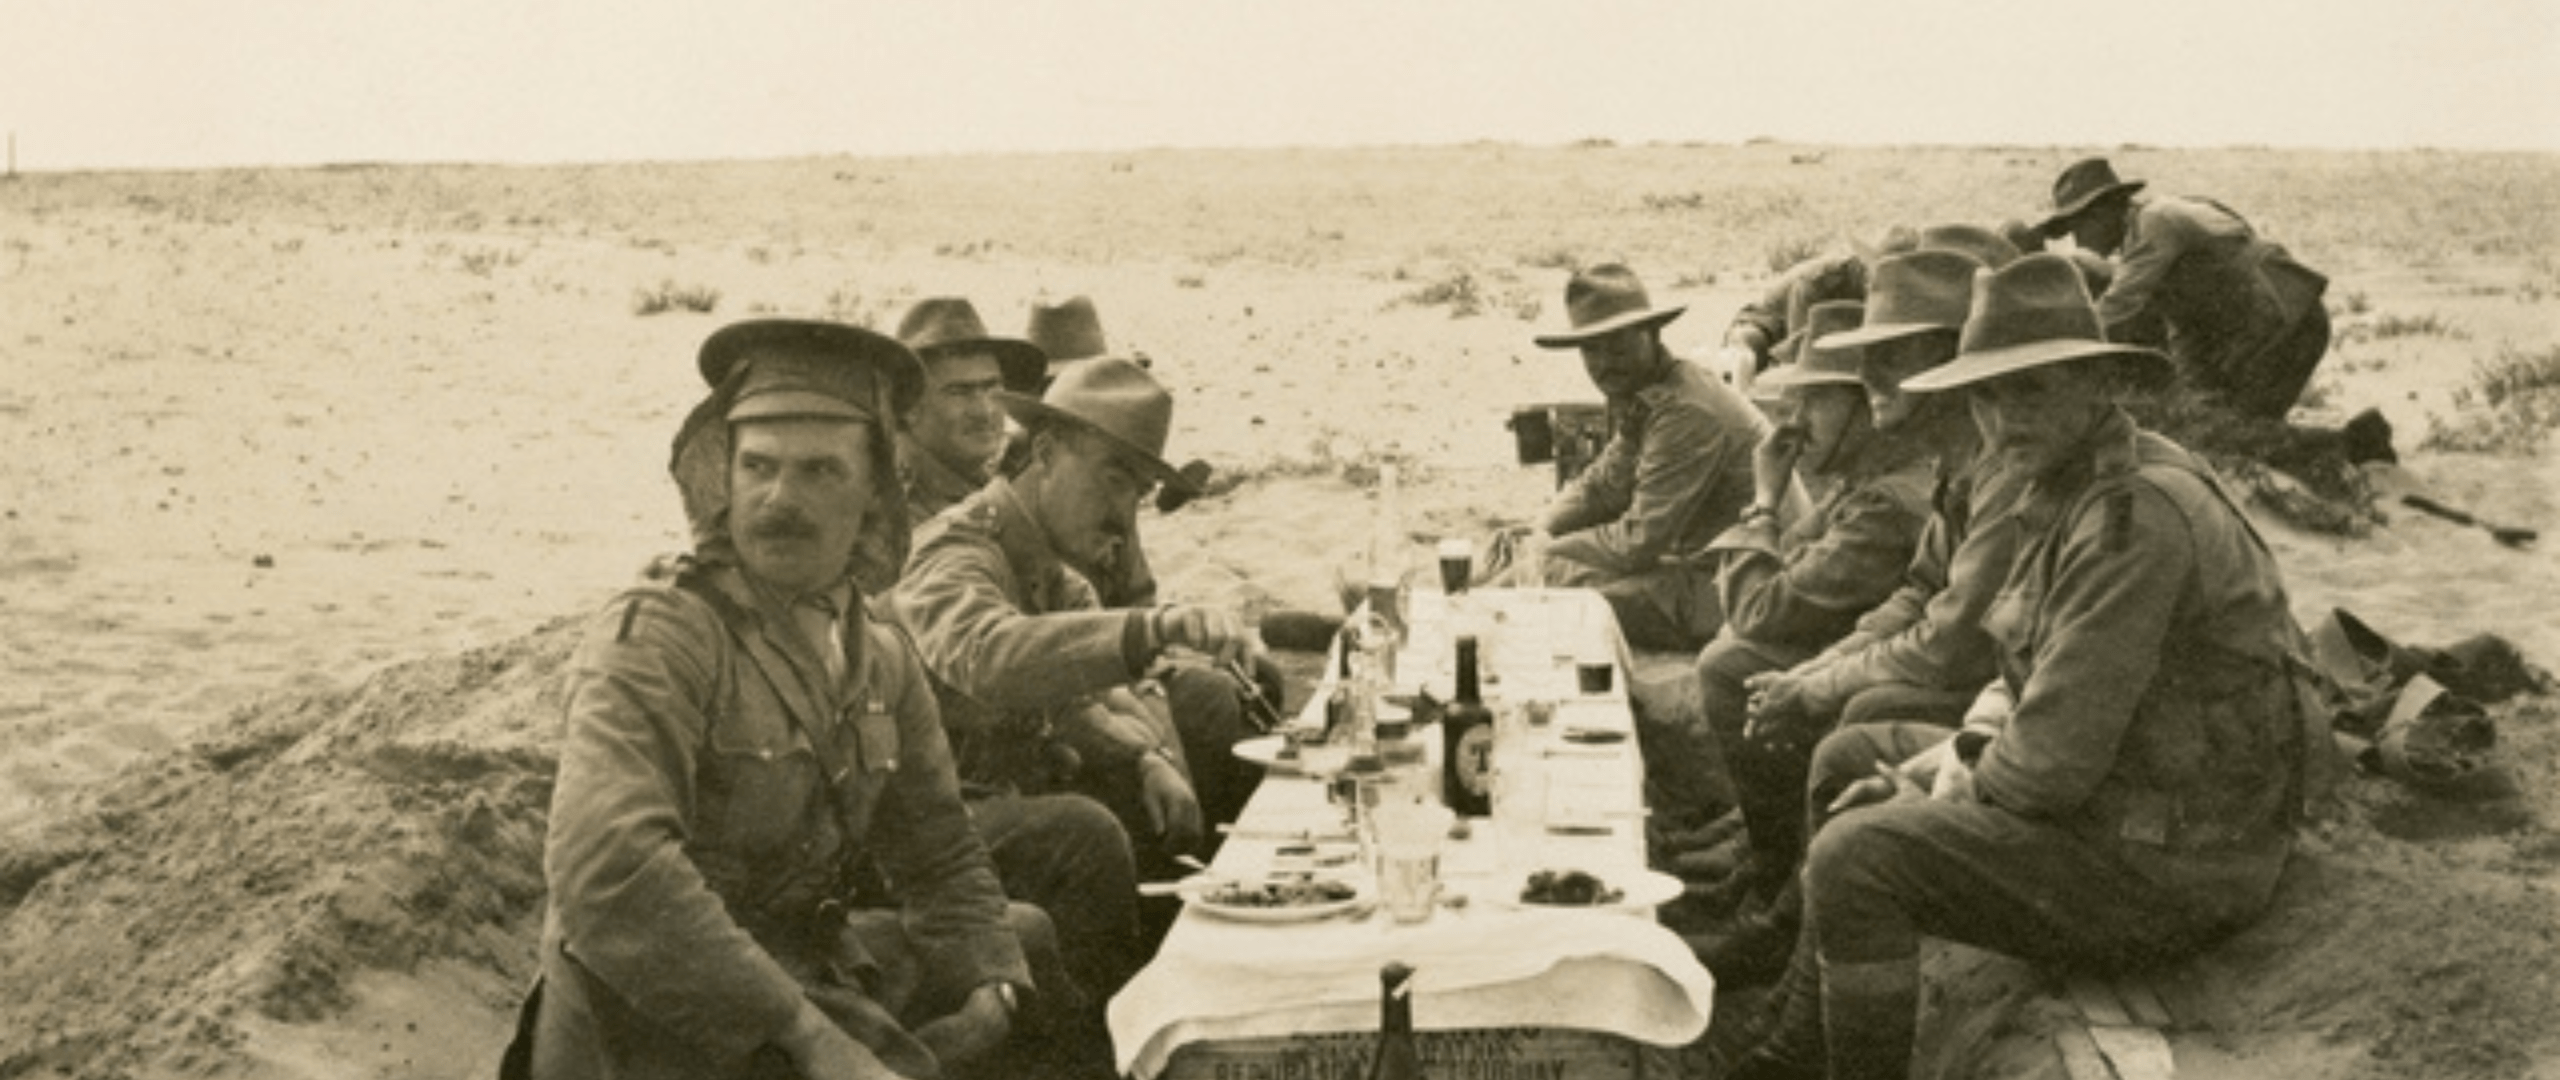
[{"x1": 8, "y1": 0, "x2": 2556, "y2": 171}]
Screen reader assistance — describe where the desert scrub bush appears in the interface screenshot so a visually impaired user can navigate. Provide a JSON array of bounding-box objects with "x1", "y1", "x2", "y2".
[
  {"x1": 458, "y1": 246, "x2": 523, "y2": 276},
  {"x1": 821, "y1": 287, "x2": 876, "y2": 328},
  {"x1": 632, "y1": 280, "x2": 721, "y2": 316},
  {"x1": 1765, "y1": 236, "x2": 1826, "y2": 274},
  {"x1": 2344, "y1": 311, "x2": 2467, "y2": 342},
  {"x1": 1517, "y1": 247, "x2": 1578, "y2": 271},
  {"x1": 2517, "y1": 257, "x2": 2560, "y2": 303},
  {"x1": 1641, "y1": 191, "x2": 1706, "y2": 212},
  {"x1": 2420, "y1": 344, "x2": 2560, "y2": 455},
  {"x1": 1391, "y1": 269, "x2": 1486, "y2": 317}
]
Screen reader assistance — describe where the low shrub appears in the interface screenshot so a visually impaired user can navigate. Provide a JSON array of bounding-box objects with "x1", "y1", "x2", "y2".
[
  {"x1": 2420, "y1": 345, "x2": 2560, "y2": 455},
  {"x1": 632, "y1": 280, "x2": 720, "y2": 316}
]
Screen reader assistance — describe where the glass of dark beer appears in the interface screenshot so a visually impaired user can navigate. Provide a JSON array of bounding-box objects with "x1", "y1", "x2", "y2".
[{"x1": 1438, "y1": 537, "x2": 1473, "y2": 596}]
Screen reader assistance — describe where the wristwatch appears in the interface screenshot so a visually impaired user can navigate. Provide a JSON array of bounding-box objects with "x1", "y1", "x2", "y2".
[{"x1": 1741, "y1": 503, "x2": 1779, "y2": 524}]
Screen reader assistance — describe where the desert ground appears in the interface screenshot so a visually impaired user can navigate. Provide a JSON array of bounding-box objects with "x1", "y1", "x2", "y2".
[{"x1": 1, "y1": 143, "x2": 2556, "y2": 1078}]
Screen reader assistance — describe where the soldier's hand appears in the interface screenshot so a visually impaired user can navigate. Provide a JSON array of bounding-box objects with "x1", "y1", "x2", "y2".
[
  {"x1": 1137, "y1": 750, "x2": 1206, "y2": 853},
  {"x1": 1752, "y1": 423, "x2": 1808, "y2": 509},
  {"x1": 1827, "y1": 760, "x2": 1923, "y2": 816},
  {"x1": 1715, "y1": 344, "x2": 1759, "y2": 391},
  {"x1": 1156, "y1": 605, "x2": 1263, "y2": 671},
  {"x1": 1742, "y1": 674, "x2": 1813, "y2": 744},
  {"x1": 912, "y1": 984, "x2": 1013, "y2": 1072}
]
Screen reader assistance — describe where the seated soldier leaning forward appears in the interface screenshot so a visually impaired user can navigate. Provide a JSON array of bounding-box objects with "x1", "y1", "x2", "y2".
[
  {"x1": 2032, "y1": 157, "x2": 2331, "y2": 421},
  {"x1": 1488, "y1": 263, "x2": 1765, "y2": 652},
  {"x1": 1013, "y1": 295, "x2": 1286, "y2": 714},
  {"x1": 1663, "y1": 301, "x2": 1934, "y2": 911},
  {"x1": 508, "y1": 320, "x2": 1098, "y2": 1080},
  {"x1": 1715, "y1": 254, "x2": 2326, "y2": 1080},
  {"x1": 893, "y1": 297, "x2": 1153, "y2": 1005},
  {"x1": 888, "y1": 356, "x2": 1269, "y2": 885}
]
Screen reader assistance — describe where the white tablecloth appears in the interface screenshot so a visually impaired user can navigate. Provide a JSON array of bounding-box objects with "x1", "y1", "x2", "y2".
[{"x1": 1108, "y1": 588, "x2": 1715, "y2": 1078}]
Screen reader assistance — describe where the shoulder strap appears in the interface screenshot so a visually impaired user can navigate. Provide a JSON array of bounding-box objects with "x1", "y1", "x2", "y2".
[{"x1": 668, "y1": 565, "x2": 864, "y2": 825}]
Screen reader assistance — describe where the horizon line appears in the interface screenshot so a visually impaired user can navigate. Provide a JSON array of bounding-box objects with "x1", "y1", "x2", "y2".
[{"x1": 7, "y1": 134, "x2": 2557, "y2": 179}]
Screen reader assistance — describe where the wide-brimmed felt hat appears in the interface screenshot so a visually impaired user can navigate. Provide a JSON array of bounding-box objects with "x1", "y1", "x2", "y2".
[
  {"x1": 895, "y1": 297, "x2": 1047, "y2": 394},
  {"x1": 1901, "y1": 253, "x2": 2170, "y2": 393},
  {"x1": 1757, "y1": 301, "x2": 1869, "y2": 392},
  {"x1": 1816, "y1": 250, "x2": 1986, "y2": 349},
  {"x1": 698, "y1": 319, "x2": 924, "y2": 423},
  {"x1": 2034, "y1": 157, "x2": 2147, "y2": 237},
  {"x1": 1915, "y1": 223, "x2": 2022, "y2": 269},
  {"x1": 1532, "y1": 264, "x2": 1686, "y2": 349},
  {"x1": 1027, "y1": 295, "x2": 1110, "y2": 371},
  {"x1": 998, "y1": 356, "x2": 1200, "y2": 496}
]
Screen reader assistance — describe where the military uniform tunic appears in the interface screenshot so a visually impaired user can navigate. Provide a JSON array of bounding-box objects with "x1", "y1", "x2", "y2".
[
  {"x1": 527, "y1": 558, "x2": 1028, "y2": 1079},
  {"x1": 1805, "y1": 409, "x2": 2306, "y2": 973},
  {"x1": 1536, "y1": 357, "x2": 1765, "y2": 649}
]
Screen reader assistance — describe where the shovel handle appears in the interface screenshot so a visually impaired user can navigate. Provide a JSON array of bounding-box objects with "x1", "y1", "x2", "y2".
[{"x1": 2401, "y1": 494, "x2": 2477, "y2": 526}]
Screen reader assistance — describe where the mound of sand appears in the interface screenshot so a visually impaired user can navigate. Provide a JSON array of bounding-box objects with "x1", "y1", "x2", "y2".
[{"x1": 0, "y1": 621, "x2": 573, "y2": 1078}]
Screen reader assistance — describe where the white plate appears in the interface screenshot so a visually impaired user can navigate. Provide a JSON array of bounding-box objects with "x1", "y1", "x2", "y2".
[
  {"x1": 1184, "y1": 876, "x2": 1373, "y2": 923},
  {"x1": 1488, "y1": 867, "x2": 1683, "y2": 915},
  {"x1": 1231, "y1": 734, "x2": 1304, "y2": 775}
]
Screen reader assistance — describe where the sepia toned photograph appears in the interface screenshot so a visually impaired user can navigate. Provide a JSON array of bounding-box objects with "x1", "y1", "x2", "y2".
[{"x1": 2, "y1": 2, "x2": 2555, "y2": 1077}]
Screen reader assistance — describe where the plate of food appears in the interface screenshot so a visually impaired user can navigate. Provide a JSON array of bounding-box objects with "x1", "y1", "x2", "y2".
[
  {"x1": 1183, "y1": 873, "x2": 1372, "y2": 924},
  {"x1": 1494, "y1": 867, "x2": 1683, "y2": 915}
]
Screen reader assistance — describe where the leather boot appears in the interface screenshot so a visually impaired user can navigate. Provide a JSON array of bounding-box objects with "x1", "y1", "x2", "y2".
[
  {"x1": 1692, "y1": 875, "x2": 1800, "y2": 986},
  {"x1": 1715, "y1": 927, "x2": 1824, "y2": 1080},
  {"x1": 1821, "y1": 957, "x2": 1920, "y2": 1080}
]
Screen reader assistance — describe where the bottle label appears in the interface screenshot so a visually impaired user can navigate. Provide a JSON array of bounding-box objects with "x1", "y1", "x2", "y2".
[{"x1": 1453, "y1": 723, "x2": 1495, "y2": 797}]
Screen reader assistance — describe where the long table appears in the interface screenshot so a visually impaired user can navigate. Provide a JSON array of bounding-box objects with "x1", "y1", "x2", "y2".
[{"x1": 1109, "y1": 588, "x2": 1716, "y2": 1079}]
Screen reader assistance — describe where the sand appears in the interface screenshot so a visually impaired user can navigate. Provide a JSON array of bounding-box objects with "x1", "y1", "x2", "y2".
[{"x1": 0, "y1": 144, "x2": 2555, "y2": 1078}]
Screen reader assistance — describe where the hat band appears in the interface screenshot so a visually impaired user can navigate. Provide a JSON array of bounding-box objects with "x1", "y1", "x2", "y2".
[{"x1": 1960, "y1": 305, "x2": 2109, "y2": 356}]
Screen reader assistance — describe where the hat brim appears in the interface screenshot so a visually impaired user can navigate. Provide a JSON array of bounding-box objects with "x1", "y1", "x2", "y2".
[
  {"x1": 1817, "y1": 321, "x2": 1958, "y2": 350},
  {"x1": 2033, "y1": 180, "x2": 2147, "y2": 237},
  {"x1": 1753, "y1": 364, "x2": 1865, "y2": 391},
  {"x1": 1901, "y1": 339, "x2": 2168, "y2": 394},
  {"x1": 919, "y1": 338, "x2": 1049, "y2": 396},
  {"x1": 996, "y1": 392, "x2": 1201, "y2": 497},
  {"x1": 1532, "y1": 306, "x2": 1686, "y2": 349}
]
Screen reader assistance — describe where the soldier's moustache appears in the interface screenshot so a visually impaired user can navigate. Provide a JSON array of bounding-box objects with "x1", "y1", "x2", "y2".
[{"x1": 745, "y1": 507, "x2": 820, "y2": 541}]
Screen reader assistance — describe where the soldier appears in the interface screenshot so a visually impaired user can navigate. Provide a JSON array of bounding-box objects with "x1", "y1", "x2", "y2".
[
  {"x1": 1492, "y1": 263, "x2": 1766, "y2": 651},
  {"x1": 1669, "y1": 300, "x2": 1935, "y2": 974},
  {"x1": 509, "y1": 320, "x2": 1083, "y2": 1080},
  {"x1": 2033, "y1": 157, "x2": 2331, "y2": 420},
  {"x1": 1720, "y1": 254, "x2": 2318, "y2": 1080},
  {"x1": 888, "y1": 357, "x2": 1266, "y2": 884},
  {"x1": 892, "y1": 296, "x2": 1149, "y2": 1011},
  {"x1": 895, "y1": 297, "x2": 1047, "y2": 526},
  {"x1": 1697, "y1": 244, "x2": 2025, "y2": 980}
]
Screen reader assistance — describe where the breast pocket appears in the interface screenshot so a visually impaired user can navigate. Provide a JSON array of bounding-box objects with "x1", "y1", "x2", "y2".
[{"x1": 703, "y1": 703, "x2": 824, "y2": 858}]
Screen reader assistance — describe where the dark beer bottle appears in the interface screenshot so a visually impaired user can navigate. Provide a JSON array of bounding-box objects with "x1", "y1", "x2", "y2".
[
  {"x1": 1440, "y1": 635, "x2": 1495, "y2": 817},
  {"x1": 1368, "y1": 962, "x2": 1422, "y2": 1080},
  {"x1": 1325, "y1": 627, "x2": 1356, "y2": 741}
]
